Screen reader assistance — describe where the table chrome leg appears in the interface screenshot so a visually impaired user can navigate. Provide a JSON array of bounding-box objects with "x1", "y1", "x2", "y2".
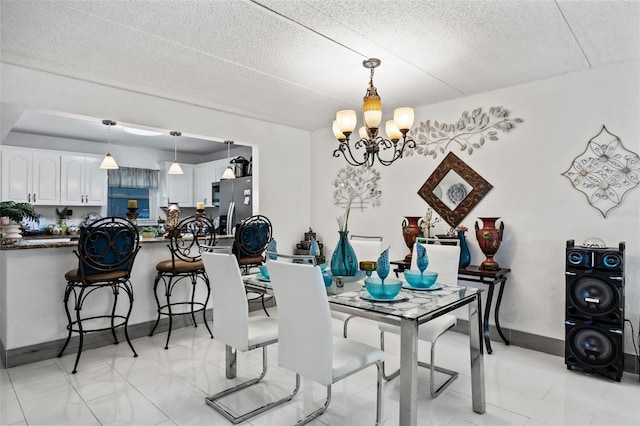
[
  {"x1": 226, "y1": 344, "x2": 237, "y2": 379},
  {"x1": 399, "y1": 318, "x2": 418, "y2": 426},
  {"x1": 469, "y1": 294, "x2": 486, "y2": 414}
]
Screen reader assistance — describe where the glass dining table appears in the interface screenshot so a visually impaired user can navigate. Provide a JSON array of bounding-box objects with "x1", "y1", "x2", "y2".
[{"x1": 239, "y1": 274, "x2": 486, "y2": 426}]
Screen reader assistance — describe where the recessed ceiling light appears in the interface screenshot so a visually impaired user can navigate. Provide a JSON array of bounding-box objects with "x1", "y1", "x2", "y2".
[{"x1": 122, "y1": 126, "x2": 162, "y2": 136}]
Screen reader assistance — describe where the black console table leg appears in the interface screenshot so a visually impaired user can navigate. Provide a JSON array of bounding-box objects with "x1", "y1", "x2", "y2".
[
  {"x1": 494, "y1": 279, "x2": 510, "y2": 345},
  {"x1": 483, "y1": 283, "x2": 495, "y2": 354}
]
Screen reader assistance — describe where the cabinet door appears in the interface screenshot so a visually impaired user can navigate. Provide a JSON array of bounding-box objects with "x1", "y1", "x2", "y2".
[
  {"x1": 194, "y1": 162, "x2": 217, "y2": 207},
  {"x1": 31, "y1": 150, "x2": 60, "y2": 205},
  {"x1": 60, "y1": 154, "x2": 86, "y2": 205},
  {"x1": 1, "y1": 147, "x2": 32, "y2": 203},
  {"x1": 166, "y1": 164, "x2": 194, "y2": 207},
  {"x1": 84, "y1": 156, "x2": 108, "y2": 205}
]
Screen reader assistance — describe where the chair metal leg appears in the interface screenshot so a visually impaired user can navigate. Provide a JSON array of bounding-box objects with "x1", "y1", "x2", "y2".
[
  {"x1": 121, "y1": 281, "x2": 138, "y2": 358},
  {"x1": 295, "y1": 361, "x2": 383, "y2": 425},
  {"x1": 149, "y1": 273, "x2": 163, "y2": 337},
  {"x1": 259, "y1": 293, "x2": 270, "y2": 316},
  {"x1": 419, "y1": 340, "x2": 458, "y2": 398},
  {"x1": 342, "y1": 315, "x2": 354, "y2": 338},
  {"x1": 206, "y1": 346, "x2": 300, "y2": 424},
  {"x1": 379, "y1": 330, "x2": 458, "y2": 396},
  {"x1": 380, "y1": 331, "x2": 400, "y2": 381},
  {"x1": 58, "y1": 284, "x2": 75, "y2": 358},
  {"x1": 200, "y1": 271, "x2": 214, "y2": 338},
  {"x1": 296, "y1": 385, "x2": 332, "y2": 425}
]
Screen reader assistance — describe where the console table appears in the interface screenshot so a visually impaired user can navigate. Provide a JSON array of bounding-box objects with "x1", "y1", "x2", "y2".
[{"x1": 391, "y1": 260, "x2": 511, "y2": 354}]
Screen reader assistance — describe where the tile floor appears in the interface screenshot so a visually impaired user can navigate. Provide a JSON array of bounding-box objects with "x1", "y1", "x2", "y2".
[{"x1": 1, "y1": 310, "x2": 639, "y2": 425}]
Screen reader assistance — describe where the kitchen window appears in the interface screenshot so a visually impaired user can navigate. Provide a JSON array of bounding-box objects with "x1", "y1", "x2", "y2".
[
  {"x1": 107, "y1": 167, "x2": 159, "y2": 222},
  {"x1": 107, "y1": 187, "x2": 151, "y2": 218}
]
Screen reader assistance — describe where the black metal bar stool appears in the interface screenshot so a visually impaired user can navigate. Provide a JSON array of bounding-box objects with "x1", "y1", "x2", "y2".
[
  {"x1": 58, "y1": 216, "x2": 141, "y2": 374},
  {"x1": 150, "y1": 214, "x2": 216, "y2": 349},
  {"x1": 232, "y1": 215, "x2": 273, "y2": 316}
]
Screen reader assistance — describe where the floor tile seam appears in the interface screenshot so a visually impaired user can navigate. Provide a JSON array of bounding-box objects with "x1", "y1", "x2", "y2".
[
  {"x1": 1, "y1": 384, "x2": 28, "y2": 426},
  {"x1": 485, "y1": 383, "x2": 595, "y2": 425},
  {"x1": 117, "y1": 371, "x2": 176, "y2": 424}
]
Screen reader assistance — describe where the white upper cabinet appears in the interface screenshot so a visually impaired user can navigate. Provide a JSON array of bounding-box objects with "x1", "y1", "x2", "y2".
[
  {"x1": 194, "y1": 159, "x2": 230, "y2": 207},
  {"x1": 160, "y1": 162, "x2": 194, "y2": 207},
  {"x1": 1, "y1": 147, "x2": 60, "y2": 205},
  {"x1": 60, "y1": 154, "x2": 108, "y2": 206}
]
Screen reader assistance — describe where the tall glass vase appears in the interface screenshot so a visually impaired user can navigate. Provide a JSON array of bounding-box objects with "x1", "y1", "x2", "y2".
[
  {"x1": 330, "y1": 231, "x2": 358, "y2": 276},
  {"x1": 458, "y1": 230, "x2": 471, "y2": 269}
]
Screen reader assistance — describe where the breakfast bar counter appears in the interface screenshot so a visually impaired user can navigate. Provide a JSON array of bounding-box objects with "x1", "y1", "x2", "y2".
[{"x1": 0, "y1": 235, "x2": 233, "y2": 367}]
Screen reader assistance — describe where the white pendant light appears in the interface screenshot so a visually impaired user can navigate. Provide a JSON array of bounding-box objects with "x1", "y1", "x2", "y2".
[
  {"x1": 168, "y1": 131, "x2": 184, "y2": 175},
  {"x1": 100, "y1": 120, "x2": 119, "y2": 169},
  {"x1": 221, "y1": 140, "x2": 236, "y2": 179}
]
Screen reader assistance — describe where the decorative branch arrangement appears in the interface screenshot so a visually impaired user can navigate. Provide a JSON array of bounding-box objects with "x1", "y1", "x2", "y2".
[
  {"x1": 333, "y1": 165, "x2": 382, "y2": 210},
  {"x1": 562, "y1": 125, "x2": 639, "y2": 218},
  {"x1": 405, "y1": 106, "x2": 523, "y2": 159}
]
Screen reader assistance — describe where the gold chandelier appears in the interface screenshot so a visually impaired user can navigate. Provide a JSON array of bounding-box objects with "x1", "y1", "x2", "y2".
[{"x1": 332, "y1": 58, "x2": 416, "y2": 167}]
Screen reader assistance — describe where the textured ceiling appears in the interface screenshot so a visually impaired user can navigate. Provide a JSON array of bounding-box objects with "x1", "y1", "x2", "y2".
[{"x1": 1, "y1": 0, "x2": 639, "y2": 153}]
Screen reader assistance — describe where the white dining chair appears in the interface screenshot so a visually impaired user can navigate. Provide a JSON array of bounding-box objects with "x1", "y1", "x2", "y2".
[
  {"x1": 331, "y1": 234, "x2": 384, "y2": 338},
  {"x1": 201, "y1": 248, "x2": 298, "y2": 424},
  {"x1": 378, "y1": 237, "x2": 461, "y2": 397},
  {"x1": 268, "y1": 255, "x2": 385, "y2": 425}
]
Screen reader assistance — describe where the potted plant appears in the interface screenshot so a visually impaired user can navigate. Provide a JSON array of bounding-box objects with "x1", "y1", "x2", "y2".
[
  {"x1": 139, "y1": 226, "x2": 158, "y2": 239},
  {"x1": 0, "y1": 201, "x2": 40, "y2": 225}
]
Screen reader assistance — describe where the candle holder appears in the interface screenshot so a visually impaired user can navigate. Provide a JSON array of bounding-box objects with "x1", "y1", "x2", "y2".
[
  {"x1": 359, "y1": 261, "x2": 377, "y2": 277},
  {"x1": 163, "y1": 202, "x2": 181, "y2": 237},
  {"x1": 126, "y1": 208, "x2": 139, "y2": 226}
]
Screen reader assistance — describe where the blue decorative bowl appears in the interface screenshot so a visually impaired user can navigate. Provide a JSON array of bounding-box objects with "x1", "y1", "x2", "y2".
[
  {"x1": 259, "y1": 265, "x2": 270, "y2": 280},
  {"x1": 364, "y1": 277, "x2": 402, "y2": 299},
  {"x1": 404, "y1": 270, "x2": 438, "y2": 288}
]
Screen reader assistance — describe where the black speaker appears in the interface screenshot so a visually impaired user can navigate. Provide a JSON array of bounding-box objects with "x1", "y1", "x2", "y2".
[
  {"x1": 565, "y1": 240, "x2": 625, "y2": 381},
  {"x1": 565, "y1": 319, "x2": 624, "y2": 381}
]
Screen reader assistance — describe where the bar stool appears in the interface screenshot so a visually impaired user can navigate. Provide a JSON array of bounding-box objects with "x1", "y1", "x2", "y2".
[
  {"x1": 150, "y1": 214, "x2": 216, "y2": 349},
  {"x1": 58, "y1": 217, "x2": 140, "y2": 374},
  {"x1": 232, "y1": 215, "x2": 273, "y2": 315}
]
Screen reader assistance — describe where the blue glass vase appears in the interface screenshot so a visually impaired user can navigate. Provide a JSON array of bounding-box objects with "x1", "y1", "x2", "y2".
[
  {"x1": 330, "y1": 231, "x2": 358, "y2": 276},
  {"x1": 458, "y1": 230, "x2": 471, "y2": 269}
]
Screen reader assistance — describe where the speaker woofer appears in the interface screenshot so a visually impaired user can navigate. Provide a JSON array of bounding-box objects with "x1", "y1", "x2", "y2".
[{"x1": 569, "y1": 327, "x2": 616, "y2": 365}]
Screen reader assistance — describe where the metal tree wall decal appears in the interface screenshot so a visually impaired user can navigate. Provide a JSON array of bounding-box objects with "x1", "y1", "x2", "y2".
[
  {"x1": 405, "y1": 106, "x2": 523, "y2": 159},
  {"x1": 333, "y1": 165, "x2": 382, "y2": 210},
  {"x1": 562, "y1": 125, "x2": 639, "y2": 218}
]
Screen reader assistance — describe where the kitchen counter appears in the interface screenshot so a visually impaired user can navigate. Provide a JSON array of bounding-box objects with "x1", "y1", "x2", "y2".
[
  {"x1": 1, "y1": 234, "x2": 234, "y2": 250},
  {"x1": 0, "y1": 234, "x2": 234, "y2": 367}
]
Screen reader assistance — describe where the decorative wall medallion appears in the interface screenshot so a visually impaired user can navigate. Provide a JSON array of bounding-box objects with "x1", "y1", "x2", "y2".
[
  {"x1": 562, "y1": 125, "x2": 639, "y2": 218},
  {"x1": 418, "y1": 152, "x2": 493, "y2": 228},
  {"x1": 333, "y1": 165, "x2": 382, "y2": 210},
  {"x1": 405, "y1": 106, "x2": 523, "y2": 159}
]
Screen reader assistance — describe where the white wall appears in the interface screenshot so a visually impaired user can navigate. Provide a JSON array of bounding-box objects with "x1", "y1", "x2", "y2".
[
  {"x1": 0, "y1": 63, "x2": 311, "y2": 252},
  {"x1": 310, "y1": 60, "x2": 640, "y2": 355}
]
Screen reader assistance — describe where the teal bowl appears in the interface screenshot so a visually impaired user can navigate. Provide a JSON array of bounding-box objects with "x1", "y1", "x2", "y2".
[
  {"x1": 404, "y1": 270, "x2": 438, "y2": 288},
  {"x1": 259, "y1": 265, "x2": 270, "y2": 279},
  {"x1": 364, "y1": 277, "x2": 402, "y2": 299}
]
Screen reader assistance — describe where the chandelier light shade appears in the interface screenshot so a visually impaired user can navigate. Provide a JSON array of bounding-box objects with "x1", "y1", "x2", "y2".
[
  {"x1": 221, "y1": 140, "x2": 236, "y2": 180},
  {"x1": 100, "y1": 119, "x2": 119, "y2": 170},
  {"x1": 168, "y1": 131, "x2": 184, "y2": 175},
  {"x1": 332, "y1": 58, "x2": 416, "y2": 167}
]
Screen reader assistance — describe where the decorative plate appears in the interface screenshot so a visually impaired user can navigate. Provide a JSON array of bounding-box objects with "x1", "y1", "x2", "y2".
[
  {"x1": 402, "y1": 282, "x2": 444, "y2": 291},
  {"x1": 359, "y1": 291, "x2": 409, "y2": 303}
]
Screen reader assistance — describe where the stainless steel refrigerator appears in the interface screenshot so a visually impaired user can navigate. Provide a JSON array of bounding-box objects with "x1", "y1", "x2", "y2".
[{"x1": 218, "y1": 177, "x2": 253, "y2": 235}]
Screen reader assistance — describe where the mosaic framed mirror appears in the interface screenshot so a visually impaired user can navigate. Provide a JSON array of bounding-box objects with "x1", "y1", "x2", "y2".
[{"x1": 418, "y1": 152, "x2": 493, "y2": 227}]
